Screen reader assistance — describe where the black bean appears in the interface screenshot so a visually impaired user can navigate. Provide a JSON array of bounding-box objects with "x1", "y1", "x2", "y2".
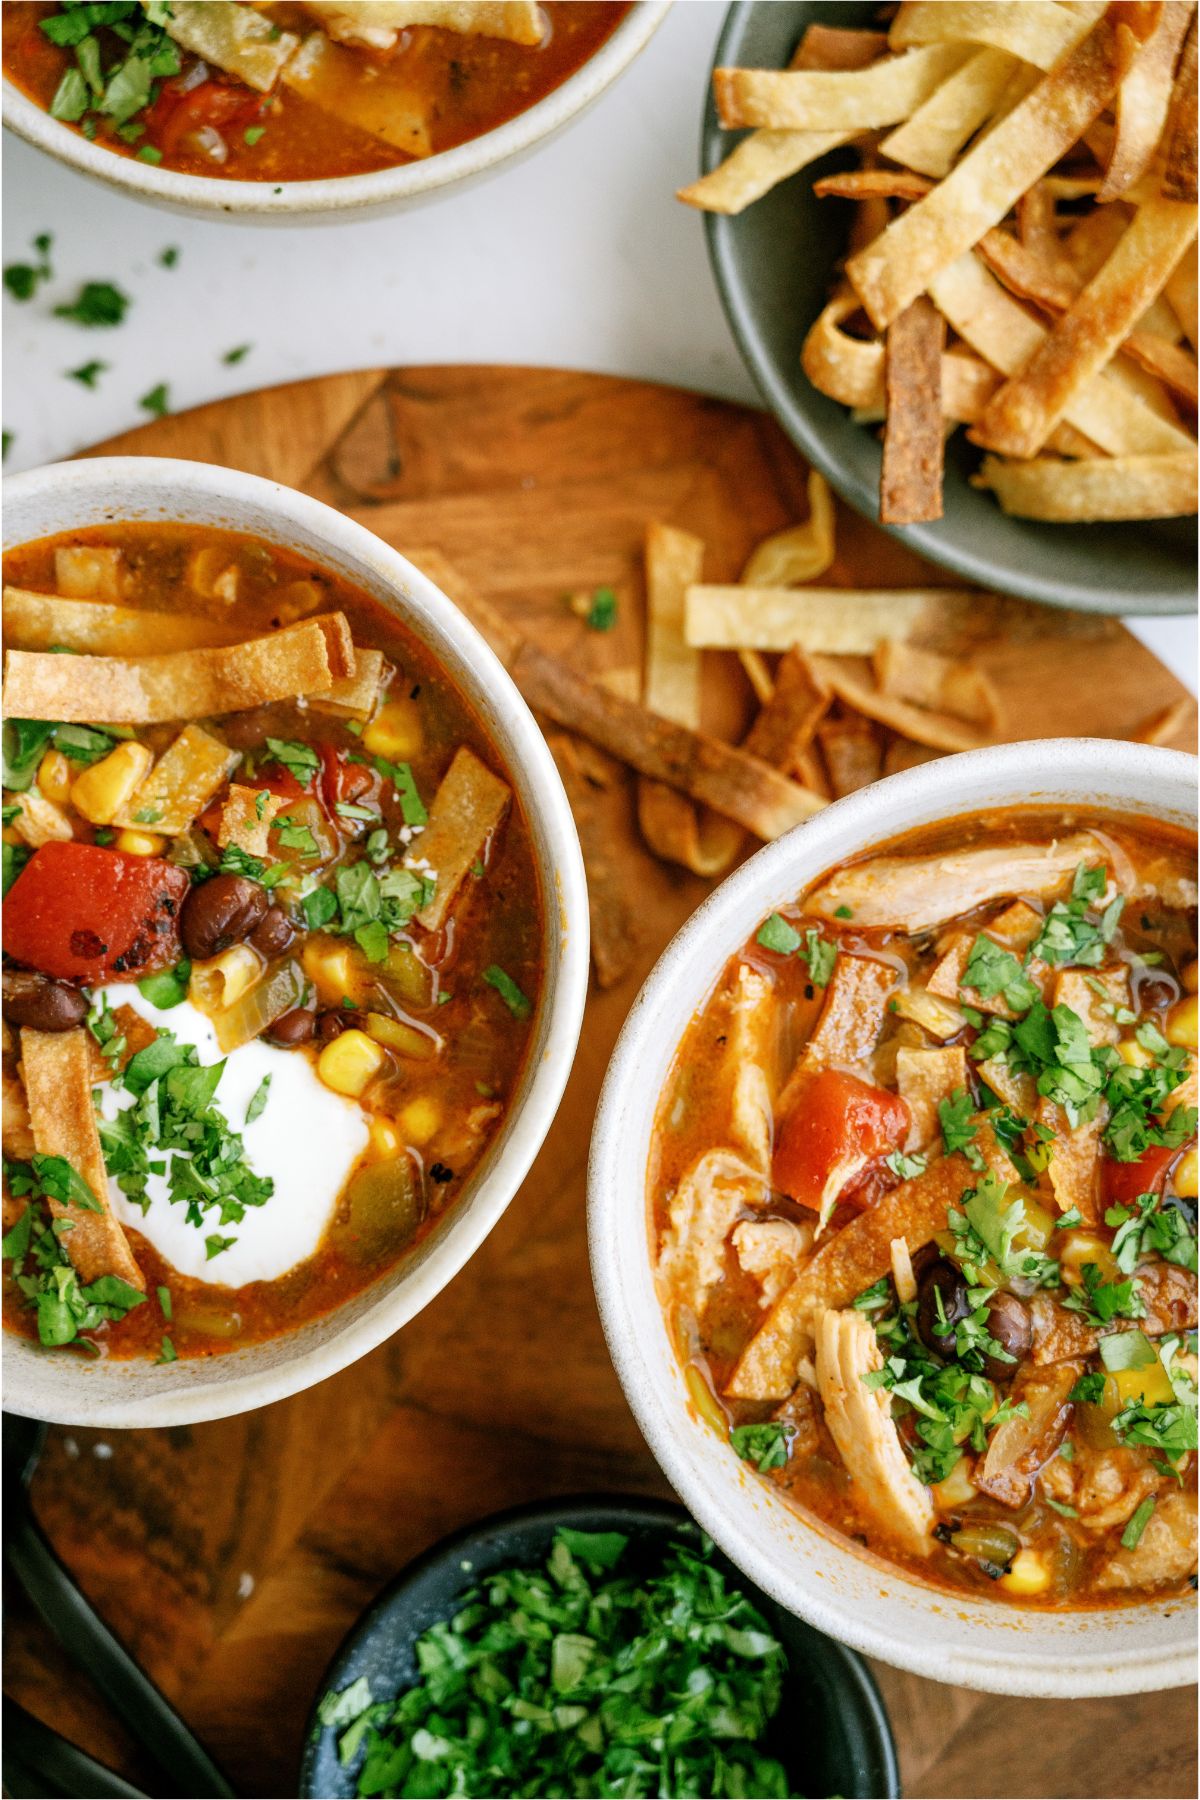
[
  {"x1": 266, "y1": 1006, "x2": 316, "y2": 1047},
  {"x1": 249, "y1": 905, "x2": 295, "y2": 959},
  {"x1": 179, "y1": 875, "x2": 268, "y2": 961},
  {"x1": 982, "y1": 1291, "x2": 1033, "y2": 1382},
  {"x1": 916, "y1": 1257, "x2": 973, "y2": 1358},
  {"x1": 2, "y1": 967, "x2": 89, "y2": 1032},
  {"x1": 316, "y1": 1008, "x2": 366, "y2": 1042}
]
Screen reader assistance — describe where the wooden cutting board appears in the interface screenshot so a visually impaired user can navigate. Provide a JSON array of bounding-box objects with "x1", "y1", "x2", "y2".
[{"x1": 6, "y1": 368, "x2": 1196, "y2": 1800}]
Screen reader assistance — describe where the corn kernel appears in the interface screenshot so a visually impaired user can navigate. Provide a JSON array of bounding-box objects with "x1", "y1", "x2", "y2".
[
  {"x1": 1164, "y1": 994, "x2": 1198, "y2": 1049},
  {"x1": 37, "y1": 749, "x2": 73, "y2": 806},
  {"x1": 1182, "y1": 960, "x2": 1198, "y2": 995},
  {"x1": 1173, "y1": 1145, "x2": 1198, "y2": 1200},
  {"x1": 1058, "y1": 1230, "x2": 1121, "y2": 1288},
  {"x1": 932, "y1": 1457, "x2": 977, "y2": 1510},
  {"x1": 397, "y1": 1095, "x2": 441, "y2": 1144},
  {"x1": 70, "y1": 741, "x2": 154, "y2": 825},
  {"x1": 114, "y1": 828, "x2": 167, "y2": 857},
  {"x1": 369, "y1": 1117, "x2": 402, "y2": 1159},
  {"x1": 999, "y1": 1550, "x2": 1051, "y2": 1597},
  {"x1": 317, "y1": 1029, "x2": 385, "y2": 1098},
  {"x1": 190, "y1": 945, "x2": 263, "y2": 1014},
  {"x1": 362, "y1": 698, "x2": 422, "y2": 761},
  {"x1": 302, "y1": 935, "x2": 358, "y2": 1003}
]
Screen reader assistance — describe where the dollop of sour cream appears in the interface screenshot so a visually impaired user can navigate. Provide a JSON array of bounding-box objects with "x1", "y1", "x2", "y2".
[{"x1": 95, "y1": 987, "x2": 369, "y2": 1288}]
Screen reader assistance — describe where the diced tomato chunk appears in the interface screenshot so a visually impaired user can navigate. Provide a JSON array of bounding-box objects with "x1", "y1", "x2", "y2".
[
  {"x1": 1102, "y1": 1142, "x2": 1179, "y2": 1209},
  {"x1": 318, "y1": 743, "x2": 375, "y2": 820},
  {"x1": 773, "y1": 1067, "x2": 911, "y2": 1214},
  {"x1": 4, "y1": 842, "x2": 190, "y2": 986},
  {"x1": 146, "y1": 77, "x2": 264, "y2": 159}
]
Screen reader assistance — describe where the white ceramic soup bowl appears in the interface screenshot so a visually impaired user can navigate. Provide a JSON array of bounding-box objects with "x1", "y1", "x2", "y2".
[
  {"x1": 589, "y1": 738, "x2": 1198, "y2": 1698},
  {"x1": 3, "y1": 456, "x2": 589, "y2": 1427},
  {"x1": 1, "y1": 3, "x2": 669, "y2": 222}
]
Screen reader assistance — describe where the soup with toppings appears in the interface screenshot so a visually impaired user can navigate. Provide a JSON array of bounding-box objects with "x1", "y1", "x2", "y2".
[
  {"x1": 2, "y1": 523, "x2": 542, "y2": 1361},
  {"x1": 652, "y1": 809, "x2": 1198, "y2": 1606},
  {"x1": 3, "y1": 2, "x2": 631, "y2": 181}
]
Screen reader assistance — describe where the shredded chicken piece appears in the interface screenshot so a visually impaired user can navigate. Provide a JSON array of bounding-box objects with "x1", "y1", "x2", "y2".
[
  {"x1": 975, "y1": 1361, "x2": 1079, "y2": 1507},
  {"x1": 726, "y1": 964, "x2": 775, "y2": 1172},
  {"x1": 1095, "y1": 1489, "x2": 1198, "y2": 1591},
  {"x1": 816, "y1": 1307, "x2": 934, "y2": 1557},
  {"x1": 659, "y1": 1150, "x2": 768, "y2": 1316},
  {"x1": 807, "y1": 834, "x2": 1103, "y2": 930},
  {"x1": 1073, "y1": 1447, "x2": 1161, "y2": 1532},
  {"x1": 732, "y1": 1217, "x2": 813, "y2": 1306}
]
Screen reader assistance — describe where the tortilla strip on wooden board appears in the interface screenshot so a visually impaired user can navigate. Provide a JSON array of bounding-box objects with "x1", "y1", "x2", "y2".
[
  {"x1": 808, "y1": 655, "x2": 989, "y2": 753},
  {"x1": 881, "y1": 295, "x2": 946, "y2": 525},
  {"x1": 742, "y1": 649, "x2": 831, "y2": 773},
  {"x1": 684, "y1": 585, "x2": 975, "y2": 653},
  {"x1": 974, "y1": 196, "x2": 1199, "y2": 458},
  {"x1": 2, "y1": 588, "x2": 235, "y2": 655},
  {"x1": 817, "y1": 716, "x2": 883, "y2": 797},
  {"x1": 414, "y1": 746, "x2": 511, "y2": 932},
  {"x1": 846, "y1": 11, "x2": 1147, "y2": 330},
  {"x1": 1038, "y1": 966, "x2": 1130, "y2": 1221},
  {"x1": 638, "y1": 522, "x2": 743, "y2": 878},
  {"x1": 728, "y1": 1129, "x2": 1018, "y2": 1399},
  {"x1": 547, "y1": 731, "x2": 640, "y2": 991},
  {"x1": 20, "y1": 1028, "x2": 144, "y2": 1290},
  {"x1": 874, "y1": 639, "x2": 1000, "y2": 726},
  {"x1": 2, "y1": 616, "x2": 353, "y2": 725}
]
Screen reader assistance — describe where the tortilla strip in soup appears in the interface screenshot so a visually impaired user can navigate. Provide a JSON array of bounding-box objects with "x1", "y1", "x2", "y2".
[
  {"x1": 1, "y1": 2, "x2": 631, "y2": 181},
  {"x1": 2, "y1": 523, "x2": 542, "y2": 1364},
  {"x1": 651, "y1": 809, "x2": 1198, "y2": 1606}
]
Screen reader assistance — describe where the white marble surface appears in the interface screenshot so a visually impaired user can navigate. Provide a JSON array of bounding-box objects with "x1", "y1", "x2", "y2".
[{"x1": 2, "y1": 0, "x2": 1195, "y2": 687}]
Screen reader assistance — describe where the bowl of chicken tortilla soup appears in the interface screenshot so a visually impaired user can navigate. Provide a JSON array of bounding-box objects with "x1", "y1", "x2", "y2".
[
  {"x1": 3, "y1": 457, "x2": 588, "y2": 1427},
  {"x1": 590, "y1": 738, "x2": 1197, "y2": 1696}
]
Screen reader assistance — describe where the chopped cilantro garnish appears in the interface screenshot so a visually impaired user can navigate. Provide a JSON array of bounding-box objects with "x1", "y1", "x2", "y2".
[
  {"x1": 68, "y1": 359, "x2": 108, "y2": 388},
  {"x1": 205, "y1": 1234, "x2": 236, "y2": 1262},
  {"x1": 156, "y1": 1284, "x2": 172, "y2": 1321},
  {"x1": 137, "y1": 959, "x2": 191, "y2": 1010},
  {"x1": 834, "y1": 904, "x2": 853, "y2": 919},
  {"x1": 4, "y1": 232, "x2": 53, "y2": 302},
  {"x1": 938, "y1": 1088, "x2": 979, "y2": 1160},
  {"x1": 961, "y1": 934, "x2": 1039, "y2": 1013},
  {"x1": 484, "y1": 965, "x2": 531, "y2": 1020},
  {"x1": 585, "y1": 586, "x2": 618, "y2": 631},
  {"x1": 1121, "y1": 1496, "x2": 1156, "y2": 1549},
  {"x1": 265, "y1": 737, "x2": 319, "y2": 784},
  {"x1": 2, "y1": 1185, "x2": 145, "y2": 1349},
  {"x1": 223, "y1": 343, "x2": 253, "y2": 365},
  {"x1": 730, "y1": 1422, "x2": 791, "y2": 1472},
  {"x1": 243, "y1": 124, "x2": 266, "y2": 146},
  {"x1": 54, "y1": 281, "x2": 130, "y2": 327},
  {"x1": 158, "y1": 245, "x2": 179, "y2": 268},
  {"x1": 245, "y1": 1076, "x2": 271, "y2": 1126},
  {"x1": 301, "y1": 886, "x2": 338, "y2": 931},
  {"x1": 885, "y1": 1150, "x2": 927, "y2": 1180},
  {"x1": 756, "y1": 913, "x2": 800, "y2": 955},
  {"x1": 139, "y1": 381, "x2": 170, "y2": 417},
  {"x1": 1062, "y1": 1261, "x2": 1144, "y2": 1327},
  {"x1": 1030, "y1": 863, "x2": 1121, "y2": 969}
]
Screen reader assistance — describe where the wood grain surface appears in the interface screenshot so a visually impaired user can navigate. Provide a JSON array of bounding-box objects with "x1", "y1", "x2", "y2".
[{"x1": 5, "y1": 367, "x2": 1197, "y2": 1800}]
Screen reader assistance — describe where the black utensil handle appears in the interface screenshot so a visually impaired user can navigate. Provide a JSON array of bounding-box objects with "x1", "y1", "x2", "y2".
[
  {"x1": 2, "y1": 1697, "x2": 148, "y2": 1799},
  {"x1": 6, "y1": 1516, "x2": 235, "y2": 1799}
]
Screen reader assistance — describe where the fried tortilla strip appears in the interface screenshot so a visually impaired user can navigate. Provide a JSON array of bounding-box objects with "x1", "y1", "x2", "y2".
[
  {"x1": 847, "y1": 11, "x2": 1147, "y2": 330},
  {"x1": 806, "y1": 655, "x2": 989, "y2": 753},
  {"x1": 1163, "y1": 9, "x2": 1199, "y2": 199},
  {"x1": 930, "y1": 252, "x2": 1194, "y2": 458},
  {"x1": 114, "y1": 724, "x2": 240, "y2": 835},
  {"x1": 714, "y1": 43, "x2": 969, "y2": 132},
  {"x1": 1165, "y1": 252, "x2": 1200, "y2": 345},
  {"x1": 881, "y1": 45, "x2": 1020, "y2": 177},
  {"x1": 728, "y1": 1134, "x2": 1015, "y2": 1399},
  {"x1": 216, "y1": 784, "x2": 287, "y2": 858},
  {"x1": 414, "y1": 746, "x2": 511, "y2": 932},
  {"x1": 547, "y1": 732, "x2": 639, "y2": 990},
  {"x1": 873, "y1": 639, "x2": 1000, "y2": 726},
  {"x1": 20, "y1": 1027, "x2": 144, "y2": 1290},
  {"x1": 796, "y1": 954, "x2": 899, "y2": 1075},
  {"x1": 2, "y1": 588, "x2": 234, "y2": 655},
  {"x1": 300, "y1": 1, "x2": 543, "y2": 46},
  {"x1": 927, "y1": 900, "x2": 1044, "y2": 1016},
  {"x1": 974, "y1": 448, "x2": 1199, "y2": 519},
  {"x1": 974, "y1": 197, "x2": 1199, "y2": 458},
  {"x1": 406, "y1": 547, "x2": 826, "y2": 839},
  {"x1": 684, "y1": 584, "x2": 972, "y2": 652},
  {"x1": 154, "y1": 0, "x2": 299, "y2": 89},
  {"x1": 817, "y1": 716, "x2": 883, "y2": 796},
  {"x1": 638, "y1": 523, "x2": 743, "y2": 877},
  {"x1": 897, "y1": 1046, "x2": 970, "y2": 1150},
  {"x1": 808, "y1": 833, "x2": 1101, "y2": 929},
  {"x1": 1039, "y1": 967, "x2": 1129, "y2": 1221},
  {"x1": 814, "y1": 169, "x2": 934, "y2": 202},
  {"x1": 883, "y1": 739, "x2": 943, "y2": 776},
  {"x1": 2, "y1": 616, "x2": 353, "y2": 725},
  {"x1": 1101, "y1": 2, "x2": 1195, "y2": 199},
  {"x1": 741, "y1": 472, "x2": 836, "y2": 586},
  {"x1": 743, "y1": 649, "x2": 831, "y2": 773},
  {"x1": 1128, "y1": 695, "x2": 1193, "y2": 743},
  {"x1": 888, "y1": 0, "x2": 1102, "y2": 71},
  {"x1": 680, "y1": 25, "x2": 888, "y2": 212},
  {"x1": 802, "y1": 289, "x2": 1002, "y2": 421},
  {"x1": 816, "y1": 1307, "x2": 935, "y2": 1554},
  {"x1": 282, "y1": 34, "x2": 431, "y2": 157},
  {"x1": 881, "y1": 295, "x2": 946, "y2": 525},
  {"x1": 308, "y1": 647, "x2": 385, "y2": 719}
]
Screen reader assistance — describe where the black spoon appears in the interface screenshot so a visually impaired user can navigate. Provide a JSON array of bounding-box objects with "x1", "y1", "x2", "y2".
[{"x1": 3, "y1": 1411, "x2": 235, "y2": 1800}]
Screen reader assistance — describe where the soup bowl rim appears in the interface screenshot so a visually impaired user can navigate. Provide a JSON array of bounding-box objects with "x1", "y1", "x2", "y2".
[
  {"x1": 588, "y1": 737, "x2": 1199, "y2": 1697},
  {"x1": 2, "y1": 453, "x2": 590, "y2": 1427},
  {"x1": 0, "y1": 2, "x2": 670, "y2": 220}
]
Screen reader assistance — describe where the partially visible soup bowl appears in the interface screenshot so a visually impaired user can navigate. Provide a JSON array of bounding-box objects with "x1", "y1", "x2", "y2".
[
  {"x1": 589, "y1": 738, "x2": 1198, "y2": 1698},
  {"x1": 3, "y1": 455, "x2": 589, "y2": 1427},
  {"x1": 1, "y1": 3, "x2": 669, "y2": 223}
]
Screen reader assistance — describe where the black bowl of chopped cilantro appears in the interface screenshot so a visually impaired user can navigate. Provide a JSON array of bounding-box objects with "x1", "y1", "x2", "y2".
[{"x1": 299, "y1": 1495, "x2": 899, "y2": 1800}]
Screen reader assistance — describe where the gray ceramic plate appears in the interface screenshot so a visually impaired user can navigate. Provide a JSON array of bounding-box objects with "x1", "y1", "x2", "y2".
[{"x1": 702, "y1": 0, "x2": 1197, "y2": 615}]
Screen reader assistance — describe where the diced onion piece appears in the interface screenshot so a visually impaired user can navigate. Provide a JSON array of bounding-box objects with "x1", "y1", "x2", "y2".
[{"x1": 209, "y1": 957, "x2": 305, "y2": 1054}]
